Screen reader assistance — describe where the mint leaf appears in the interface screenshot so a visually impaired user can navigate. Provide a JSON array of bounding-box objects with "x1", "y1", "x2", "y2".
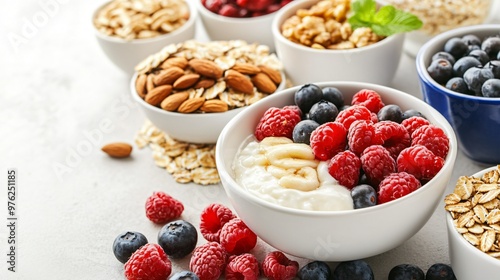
[{"x1": 348, "y1": 0, "x2": 422, "y2": 36}]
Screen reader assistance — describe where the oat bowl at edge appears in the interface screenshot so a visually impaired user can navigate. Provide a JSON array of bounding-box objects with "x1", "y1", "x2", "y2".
[{"x1": 216, "y1": 81, "x2": 458, "y2": 261}]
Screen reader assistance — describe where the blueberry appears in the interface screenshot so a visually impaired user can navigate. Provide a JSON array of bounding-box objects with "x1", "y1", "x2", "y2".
[
  {"x1": 484, "y1": 60, "x2": 500, "y2": 79},
  {"x1": 444, "y1": 37, "x2": 469, "y2": 59},
  {"x1": 463, "y1": 67, "x2": 494, "y2": 95},
  {"x1": 298, "y1": 261, "x2": 332, "y2": 280},
  {"x1": 481, "y1": 78, "x2": 500, "y2": 97},
  {"x1": 309, "y1": 100, "x2": 339, "y2": 124},
  {"x1": 388, "y1": 264, "x2": 425, "y2": 280},
  {"x1": 401, "y1": 109, "x2": 425, "y2": 121},
  {"x1": 425, "y1": 263, "x2": 456, "y2": 280},
  {"x1": 322, "y1": 87, "x2": 345, "y2": 109},
  {"x1": 427, "y1": 58, "x2": 453, "y2": 84},
  {"x1": 462, "y1": 34, "x2": 482, "y2": 46},
  {"x1": 481, "y1": 36, "x2": 500, "y2": 59},
  {"x1": 445, "y1": 77, "x2": 470, "y2": 94},
  {"x1": 432, "y1": 51, "x2": 456, "y2": 65},
  {"x1": 170, "y1": 271, "x2": 200, "y2": 280},
  {"x1": 351, "y1": 184, "x2": 377, "y2": 209},
  {"x1": 112, "y1": 231, "x2": 148, "y2": 264},
  {"x1": 468, "y1": 49, "x2": 490, "y2": 65},
  {"x1": 293, "y1": 120, "x2": 320, "y2": 144},
  {"x1": 452, "y1": 56, "x2": 482, "y2": 77},
  {"x1": 294, "y1": 84, "x2": 324, "y2": 113},
  {"x1": 332, "y1": 260, "x2": 374, "y2": 280},
  {"x1": 377, "y1": 104, "x2": 403, "y2": 123},
  {"x1": 467, "y1": 44, "x2": 481, "y2": 53},
  {"x1": 158, "y1": 220, "x2": 197, "y2": 259}
]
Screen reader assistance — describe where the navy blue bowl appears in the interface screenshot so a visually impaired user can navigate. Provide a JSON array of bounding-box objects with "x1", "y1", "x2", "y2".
[{"x1": 416, "y1": 24, "x2": 500, "y2": 164}]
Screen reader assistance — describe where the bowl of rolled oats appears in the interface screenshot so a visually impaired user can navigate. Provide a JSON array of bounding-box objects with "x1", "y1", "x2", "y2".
[
  {"x1": 445, "y1": 165, "x2": 500, "y2": 279},
  {"x1": 92, "y1": 0, "x2": 197, "y2": 75},
  {"x1": 131, "y1": 40, "x2": 286, "y2": 144},
  {"x1": 271, "y1": 0, "x2": 407, "y2": 86}
]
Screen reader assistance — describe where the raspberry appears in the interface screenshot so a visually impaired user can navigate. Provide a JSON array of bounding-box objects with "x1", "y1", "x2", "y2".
[
  {"x1": 310, "y1": 122, "x2": 347, "y2": 160},
  {"x1": 336, "y1": 105, "x2": 373, "y2": 130},
  {"x1": 360, "y1": 145, "x2": 396, "y2": 187},
  {"x1": 237, "y1": 0, "x2": 274, "y2": 11},
  {"x1": 375, "y1": 121, "x2": 411, "y2": 159},
  {"x1": 397, "y1": 145, "x2": 445, "y2": 181},
  {"x1": 145, "y1": 192, "x2": 184, "y2": 224},
  {"x1": 219, "y1": 4, "x2": 239, "y2": 17},
  {"x1": 204, "y1": 0, "x2": 224, "y2": 13},
  {"x1": 254, "y1": 106, "x2": 302, "y2": 141},
  {"x1": 411, "y1": 125, "x2": 449, "y2": 159},
  {"x1": 189, "y1": 242, "x2": 227, "y2": 280},
  {"x1": 351, "y1": 89, "x2": 385, "y2": 113},
  {"x1": 262, "y1": 251, "x2": 299, "y2": 280},
  {"x1": 378, "y1": 172, "x2": 421, "y2": 204},
  {"x1": 348, "y1": 120, "x2": 383, "y2": 155},
  {"x1": 124, "y1": 244, "x2": 172, "y2": 280},
  {"x1": 219, "y1": 218, "x2": 257, "y2": 255},
  {"x1": 200, "y1": 203, "x2": 236, "y2": 243},
  {"x1": 225, "y1": 253, "x2": 260, "y2": 280},
  {"x1": 401, "y1": 116, "x2": 430, "y2": 136},
  {"x1": 328, "y1": 150, "x2": 361, "y2": 189}
]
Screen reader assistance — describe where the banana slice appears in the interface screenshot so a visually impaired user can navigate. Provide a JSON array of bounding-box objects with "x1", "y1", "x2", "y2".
[
  {"x1": 279, "y1": 166, "x2": 320, "y2": 192},
  {"x1": 260, "y1": 137, "x2": 293, "y2": 148},
  {"x1": 266, "y1": 143, "x2": 318, "y2": 169}
]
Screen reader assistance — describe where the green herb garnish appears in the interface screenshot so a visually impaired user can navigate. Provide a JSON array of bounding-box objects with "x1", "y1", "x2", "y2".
[{"x1": 348, "y1": 0, "x2": 423, "y2": 36}]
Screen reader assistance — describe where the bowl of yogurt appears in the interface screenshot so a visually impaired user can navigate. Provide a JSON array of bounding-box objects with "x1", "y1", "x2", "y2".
[{"x1": 215, "y1": 81, "x2": 458, "y2": 261}]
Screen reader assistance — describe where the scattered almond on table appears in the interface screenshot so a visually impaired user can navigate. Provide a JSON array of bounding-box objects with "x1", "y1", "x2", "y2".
[{"x1": 102, "y1": 142, "x2": 133, "y2": 158}]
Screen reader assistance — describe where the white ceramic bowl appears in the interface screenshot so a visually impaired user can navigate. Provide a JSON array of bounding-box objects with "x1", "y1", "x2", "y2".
[
  {"x1": 216, "y1": 81, "x2": 458, "y2": 261},
  {"x1": 272, "y1": 0, "x2": 405, "y2": 86},
  {"x1": 92, "y1": 0, "x2": 197, "y2": 75},
  {"x1": 196, "y1": 0, "x2": 278, "y2": 52},
  {"x1": 130, "y1": 72, "x2": 286, "y2": 144},
  {"x1": 446, "y1": 166, "x2": 500, "y2": 279}
]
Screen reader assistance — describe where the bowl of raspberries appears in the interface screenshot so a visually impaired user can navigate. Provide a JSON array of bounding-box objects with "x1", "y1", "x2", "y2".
[
  {"x1": 417, "y1": 24, "x2": 500, "y2": 164},
  {"x1": 196, "y1": 0, "x2": 293, "y2": 52},
  {"x1": 215, "y1": 81, "x2": 458, "y2": 261}
]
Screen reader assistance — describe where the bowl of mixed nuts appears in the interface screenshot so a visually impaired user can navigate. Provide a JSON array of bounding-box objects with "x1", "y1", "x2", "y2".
[
  {"x1": 131, "y1": 40, "x2": 286, "y2": 144},
  {"x1": 92, "y1": 0, "x2": 197, "y2": 75},
  {"x1": 272, "y1": 0, "x2": 423, "y2": 86}
]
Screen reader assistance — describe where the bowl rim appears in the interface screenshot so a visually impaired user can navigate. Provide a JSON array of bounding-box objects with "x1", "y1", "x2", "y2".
[
  {"x1": 216, "y1": 81, "x2": 458, "y2": 217},
  {"x1": 195, "y1": 0, "x2": 279, "y2": 22},
  {"x1": 446, "y1": 165, "x2": 500, "y2": 264},
  {"x1": 416, "y1": 24, "x2": 500, "y2": 104},
  {"x1": 92, "y1": 0, "x2": 198, "y2": 44},
  {"x1": 271, "y1": 0, "x2": 404, "y2": 55}
]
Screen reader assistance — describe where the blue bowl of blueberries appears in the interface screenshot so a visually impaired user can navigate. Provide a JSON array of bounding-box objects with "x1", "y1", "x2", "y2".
[{"x1": 416, "y1": 24, "x2": 500, "y2": 164}]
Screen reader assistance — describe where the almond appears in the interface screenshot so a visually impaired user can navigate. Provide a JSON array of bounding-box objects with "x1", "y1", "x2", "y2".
[
  {"x1": 145, "y1": 85, "x2": 172, "y2": 105},
  {"x1": 258, "y1": 65, "x2": 282, "y2": 85},
  {"x1": 101, "y1": 142, "x2": 132, "y2": 158},
  {"x1": 153, "y1": 66, "x2": 184, "y2": 86},
  {"x1": 173, "y1": 73, "x2": 200, "y2": 89},
  {"x1": 161, "y1": 57, "x2": 189, "y2": 69},
  {"x1": 232, "y1": 63, "x2": 261, "y2": 75},
  {"x1": 135, "y1": 73, "x2": 147, "y2": 98},
  {"x1": 193, "y1": 78, "x2": 216, "y2": 89},
  {"x1": 177, "y1": 97, "x2": 205, "y2": 113},
  {"x1": 160, "y1": 92, "x2": 189, "y2": 111},
  {"x1": 251, "y1": 72, "x2": 277, "y2": 94},
  {"x1": 188, "y1": 58, "x2": 223, "y2": 79},
  {"x1": 146, "y1": 74, "x2": 155, "y2": 92},
  {"x1": 200, "y1": 99, "x2": 229, "y2": 113},
  {"x1": 225, "y1": 69, "x2": 254, "y2": 95}
]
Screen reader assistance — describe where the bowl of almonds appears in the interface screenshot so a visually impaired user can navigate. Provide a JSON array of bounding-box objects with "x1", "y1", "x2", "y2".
[
  {"x1": 445, "y1": 165, "x2": 500, "y2": 279},
  {"x1": 131, "y1": 40, "x2": 286, "y2": 144},
  {"x1": 92, "y1": 0, "x2": 197, "y2": 74}
]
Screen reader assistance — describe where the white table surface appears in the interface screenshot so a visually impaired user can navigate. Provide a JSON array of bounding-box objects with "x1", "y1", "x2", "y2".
[{"x1": 1, "y1": 1, "x2": 499, "y2": 279}]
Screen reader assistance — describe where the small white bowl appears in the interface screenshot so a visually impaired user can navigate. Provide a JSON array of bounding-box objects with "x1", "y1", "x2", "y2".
[
  {"x1": 446, "y1": 166, "x2": 500, "y2": 279},
  {"x1": 216, "y1": 81, "x2": 458, "y2": 261},
  {"x1": 92, "y1": 0, "x2": 197, "y2": 75},
  {"x1": 272, "y1": 0, "x2": 405, "y2": 86},
  {"x1": 196, "y1": 0, "x2": 278, "y2": 52}
]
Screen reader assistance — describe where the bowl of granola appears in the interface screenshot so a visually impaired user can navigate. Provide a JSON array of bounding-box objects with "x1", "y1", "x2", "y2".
[
  {"x1": 444, "y1": 165, "x2": 500, "y2": 279},
  {"x1": 131, "y1": 40, "x2": 286, "y2": 144},
  {"x1": 216, "y1": 81, "x2": 458, "y2": 261},
  {"x1": 92, "y1": 0, "x2": 197, "y2": 75},
  {"x1": 271, "y1": 0, "x2": 410, "y2": 86}
]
